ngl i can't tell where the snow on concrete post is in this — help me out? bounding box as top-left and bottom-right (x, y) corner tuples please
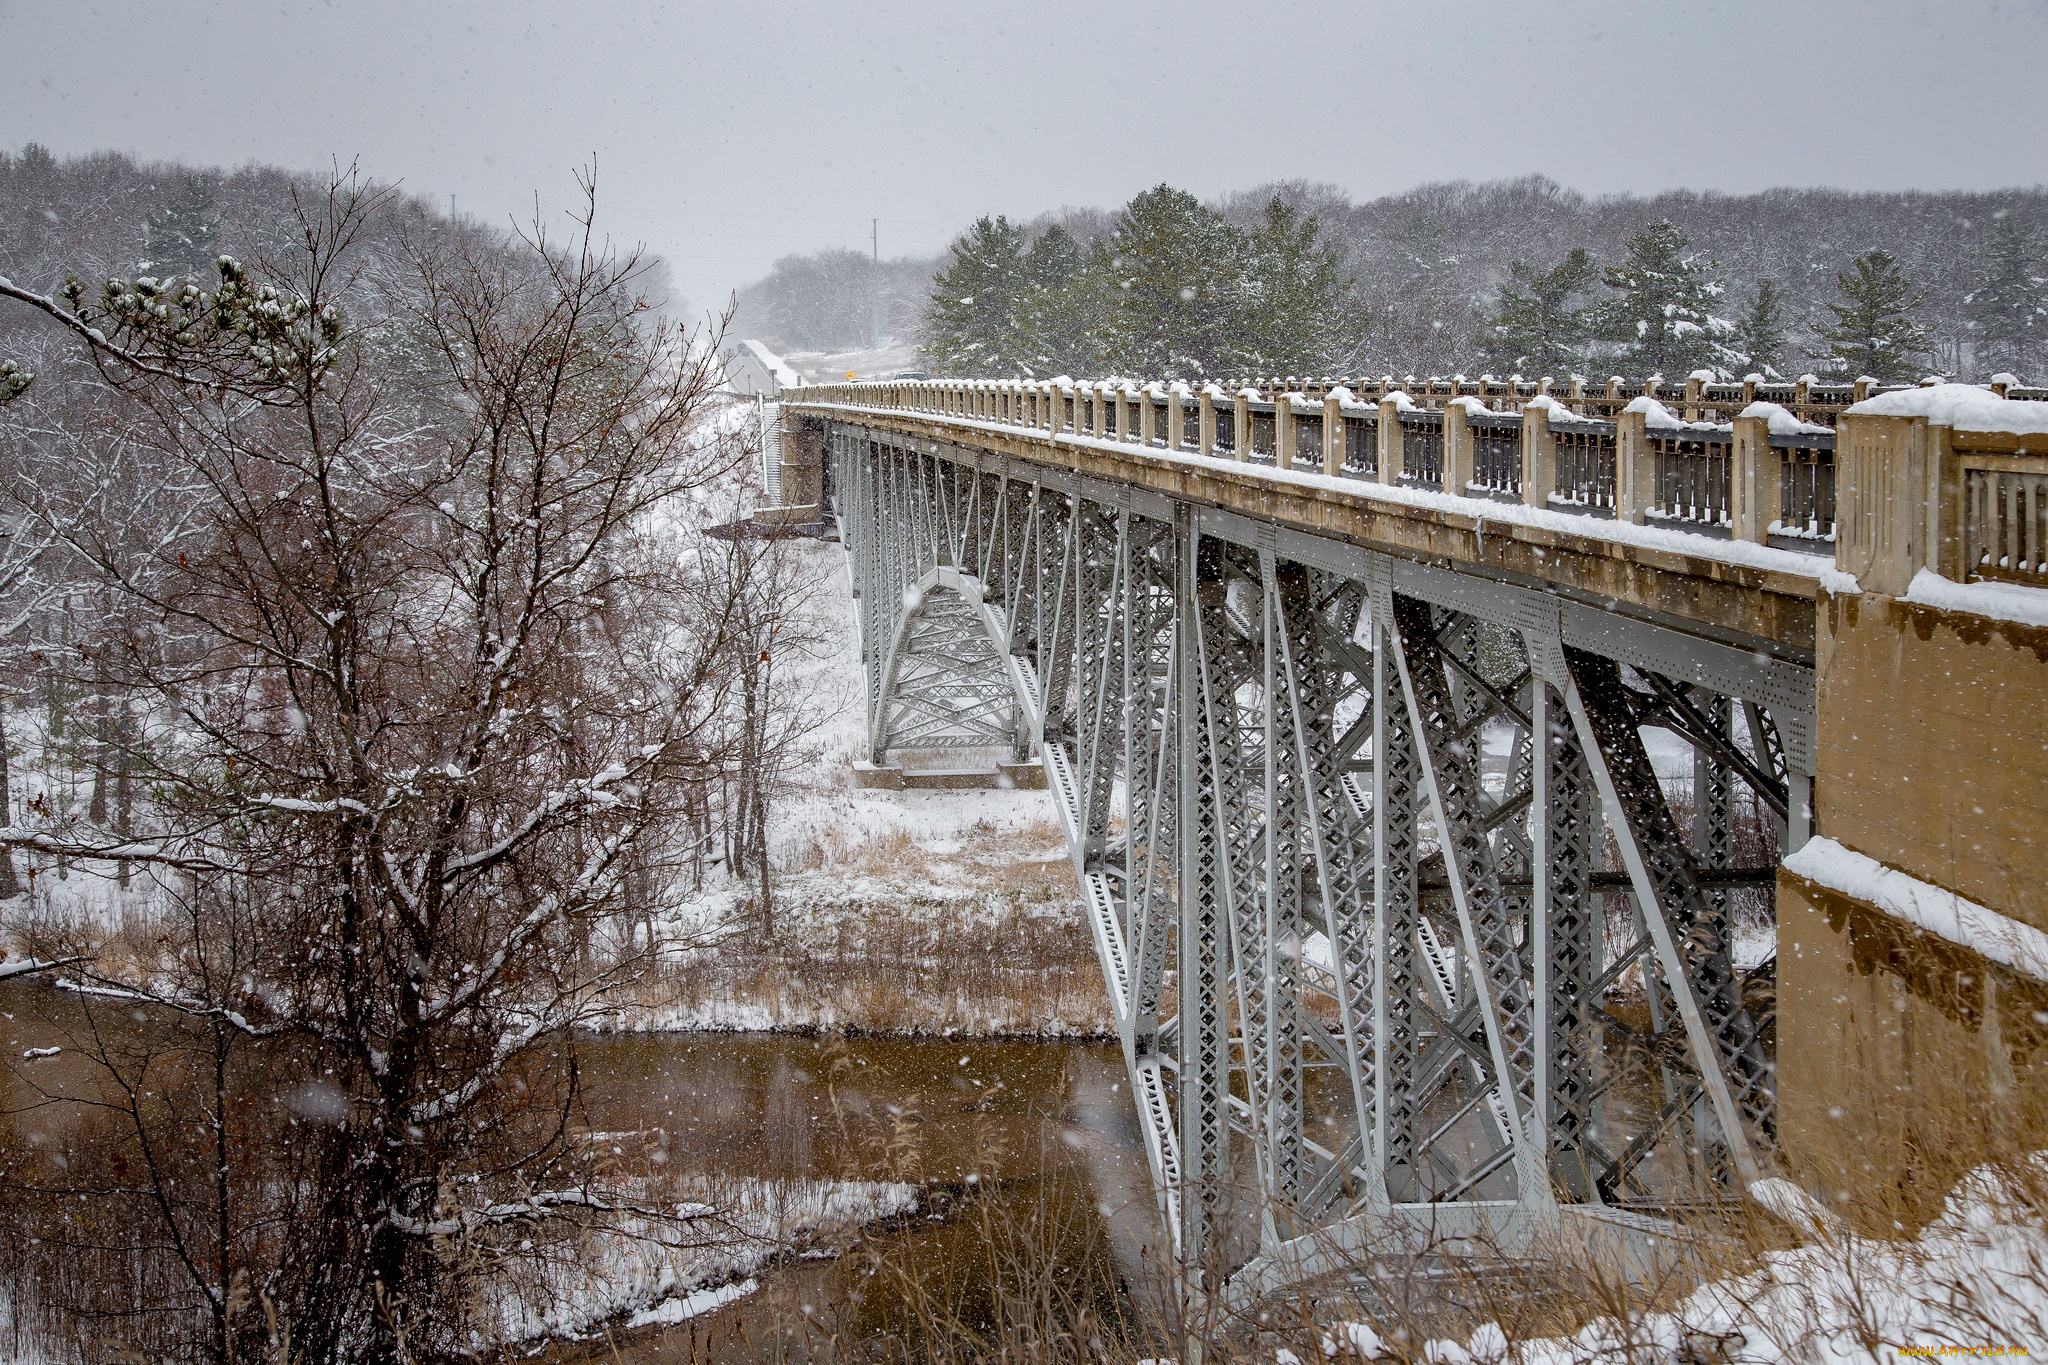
(1138, 384), (1157, 448)
(1233, 389), (1251, 463)
(1276, 390), (1296, 470)
(1377, 397), (1403, 485)
(1521, 401), (1554, 509)
(1091, 383), (1108, 439)
(1444, 398), (1475, 495)
(1685, 371), (1706, 423)
(1051, 380), (1069, 434)
(1323, 393), (1343, 476)
(1731, 412), (1774, 544)
(1616, 406), (1653, 524)
(1167, 384), (1187, 453)
(1835, 411), (1939, 596)
(1198, 387), (1217, 457)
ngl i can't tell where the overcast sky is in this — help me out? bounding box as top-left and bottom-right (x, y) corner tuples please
(5, 0), (2046, 318)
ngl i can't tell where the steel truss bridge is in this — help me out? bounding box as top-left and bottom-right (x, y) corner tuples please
(793, 385), (1823, 1298)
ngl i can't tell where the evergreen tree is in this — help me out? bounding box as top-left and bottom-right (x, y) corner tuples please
(922, 215), (1031, 375)
(1233, 197), (1367, 377)
(141, 174), (220, 280)
(1818, 249), (1930, 382)
(1593, 220), (1738, 376)
(1088, 185), (1243, 380)
(1968, 217), (2046, 380)
(1729, 278), (1788, 378)
(1018, 224), (1094, 377)
(1478, 246), (1596, 377)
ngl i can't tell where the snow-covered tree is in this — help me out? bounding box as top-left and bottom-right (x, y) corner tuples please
(1233, 196), (1368, 377)
(1817, 249), (1930, 382)
(1593, 220), (1739, 377)
(1478, 246), (1597, 377)
(140, 174), (220, 280)
(1088, 185), (1245, 380)
(1018, 223), (1093, 377)
(0, 171), (759, 1362)
(1968, 216), (2046, 381)
(922, 215), (1032, 375)
(1729, 278), (1789, 379)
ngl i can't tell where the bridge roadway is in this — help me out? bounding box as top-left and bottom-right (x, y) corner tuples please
(772, 377), (2047, 1305)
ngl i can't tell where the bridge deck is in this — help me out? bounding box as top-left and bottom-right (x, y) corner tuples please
(795, 402), (1824, 663)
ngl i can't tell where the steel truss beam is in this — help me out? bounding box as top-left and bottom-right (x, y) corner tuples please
(829, 423), (1810, 1295)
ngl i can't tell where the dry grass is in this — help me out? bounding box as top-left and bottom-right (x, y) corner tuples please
(621, 817), (1112, 1040)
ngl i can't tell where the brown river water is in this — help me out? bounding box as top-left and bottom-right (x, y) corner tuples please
(0, 979), (1159, 1360)
(558, 1030), (1162, 1359)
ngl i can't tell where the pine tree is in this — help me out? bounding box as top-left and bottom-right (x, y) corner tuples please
(1593, 220), (1738, 377)
(1729, 278), (1788, 379)
(1818, 249), (1930, 382)
(1088, 185), (1243, 380)
(1233, 197), (1367, 377)
(1018, 224), (1094, 377)
(1478, 247), (1596, 378)
(922, 215), (1031, 375)
(1968, 217), (2046, 381)
(141, 174), (220, 281)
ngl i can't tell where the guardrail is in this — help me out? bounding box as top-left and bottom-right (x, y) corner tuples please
(793, 378), (2048, 589)
(1961, 443), (2047, 586)
(799, 376), (1846, 555)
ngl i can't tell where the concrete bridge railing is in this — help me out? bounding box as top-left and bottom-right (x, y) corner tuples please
(792, 375), (2046, 592)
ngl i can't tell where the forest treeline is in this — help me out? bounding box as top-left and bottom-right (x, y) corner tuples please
(734, 175), (2048, 384)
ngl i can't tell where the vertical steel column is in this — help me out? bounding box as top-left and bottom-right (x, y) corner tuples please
(1383, 594), (1553, 1208)
(1530, 679), (1598, 1198)
(1694, 693), (1735, 960)
(1178, 518), (1232, 1279)
(1256, 553), (1308, 1227)
(1272, 568), (1389, 1214)
(1371, 596), (1423, 1202)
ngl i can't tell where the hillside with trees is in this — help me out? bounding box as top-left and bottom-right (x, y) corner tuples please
(734, 175), (2048, 383)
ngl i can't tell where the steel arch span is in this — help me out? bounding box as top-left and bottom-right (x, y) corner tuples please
(831, 420), (1809, 1297)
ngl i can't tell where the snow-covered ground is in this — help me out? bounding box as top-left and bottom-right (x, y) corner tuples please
(493, 1171), (919, 1345)
(1330, 1162), (2048, 1364)
(602, 535), (1110, 1037)
(778, 343), (927, 385)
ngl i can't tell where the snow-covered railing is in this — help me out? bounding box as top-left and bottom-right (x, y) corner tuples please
(1140, 370), (2005, 428)
(1835, 384), (2048, 594)
(789, 377), (2048, 571)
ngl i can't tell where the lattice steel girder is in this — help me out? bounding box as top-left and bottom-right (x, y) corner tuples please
(827, 421), (1810, 1293)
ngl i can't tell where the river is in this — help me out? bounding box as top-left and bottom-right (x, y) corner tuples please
(555, 1031), (1160, 1359)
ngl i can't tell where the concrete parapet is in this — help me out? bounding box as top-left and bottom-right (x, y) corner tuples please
(1376, 397), (1402, 485)
(1814, 586), (2048, 933)
(1731, 413), (1772, 544)
(1780, 578), (2048, 1210)
(1615, 407), (1652, 524)
(1777, 864), (2048, 1216)
(1520, 403), (1554, 509)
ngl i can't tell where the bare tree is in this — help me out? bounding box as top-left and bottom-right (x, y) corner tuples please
(0, 168), (758, 1361)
